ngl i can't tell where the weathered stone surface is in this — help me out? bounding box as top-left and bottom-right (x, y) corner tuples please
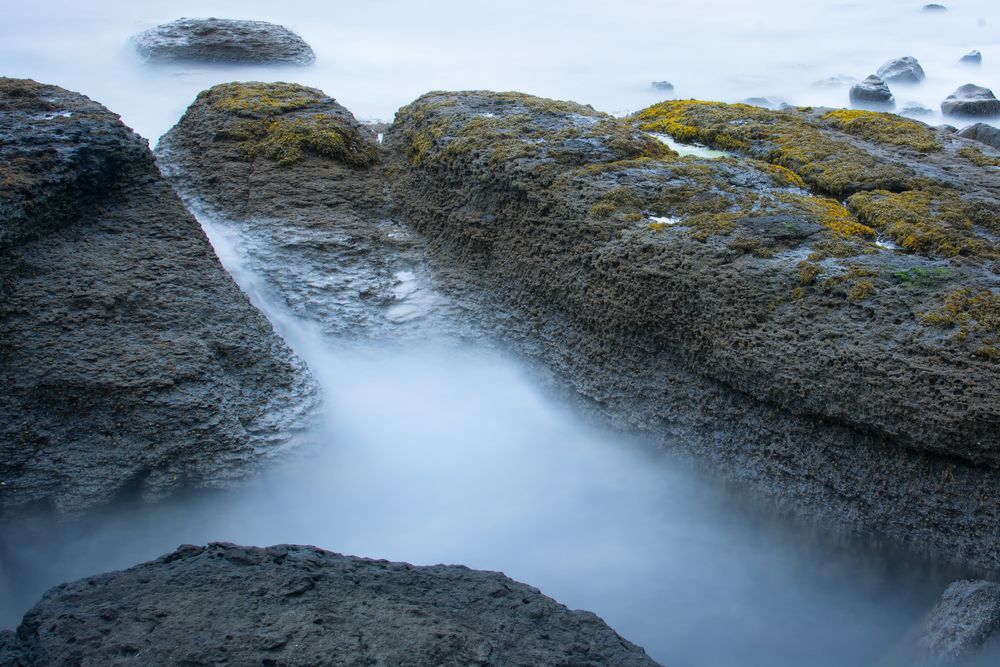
(0, 543), (659, 666)
(958, 122), (1000, 150)
(960, 50), (983, 66)
(941, 84), (1000, 118)
(155, 82), (457, 340)
(133, 18), (315, 65)
(0, 78), (317, 519)
(915, 580), (1000, 666)
(850, 75), (895, 108)
(382, 91), (1000, 571)
(877, 56), (926, 84)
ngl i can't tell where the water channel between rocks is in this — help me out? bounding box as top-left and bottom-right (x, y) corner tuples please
(1, 205), (964, 667)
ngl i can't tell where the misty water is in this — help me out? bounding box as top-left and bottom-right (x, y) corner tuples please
(2, 0), (997, 665)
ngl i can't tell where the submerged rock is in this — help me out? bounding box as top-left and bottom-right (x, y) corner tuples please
(742, 96), (794, 110)
(923, 3), (947, 10)
(651, 81), (674, 92)
(0, 78), (317, 518)
(958, 122), (1000, 150)
(960, 50), (983, 66)
(915, 580), (1000, 665)
(901, 102), (934, 116)
(0, 543), (659, 666)
(877, 56), (926, 84)
(811, 74), (857, 89)
(383, 91), (1000, 572)
(850, 75), (895, 108)
(941, 84), (1000, 118)
(133, 17), (315, 65)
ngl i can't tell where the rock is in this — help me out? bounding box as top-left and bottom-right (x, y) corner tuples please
(133, 17), (315, 65)
(958, 122), (1000, 150)
(915, 580), (1000, 665)
(155, 82), (459, 340)
(384, 91), (1000, 572)
(923, 3), (947, 10)
(960, 50), (983, 65)
(811, 74), (857, 89)
(0, 543), (660, 666)
(0, 78), (318, 519)
(901, 102), (934, 116)
(877, 56), (926, 84)
(651, 81), (674, 91)
(850, 74), (895, 108)
(742, 96), (794, 110)
(941, 84), (1000, 118)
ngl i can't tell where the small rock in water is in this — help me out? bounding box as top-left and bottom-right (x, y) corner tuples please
(915, 580), (1000, 666)
(901, 102), (934, 116)
(960, 50), (983, 66)
(651, 81), (674, 92)
(877, 56), (926, 84)
(922, 3), (947, 10)
(850, 75), (895, 109)
(811, 74), (856, 89)
(742, 96), (794, 110)
(133, 17), (315, 65)
(941, 84), (1000, 118)
(958, 122), (1000, 150)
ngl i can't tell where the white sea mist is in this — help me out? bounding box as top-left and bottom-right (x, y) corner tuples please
(1, 1), (995, 664)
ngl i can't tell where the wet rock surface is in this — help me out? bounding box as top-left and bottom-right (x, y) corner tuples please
(941, 84), (1000, 118)
(958, 122), (1000, 149)
(382, 92), (1000, 571)
(877, 56), (926, 84)
(133, 18), (315, 65)
(0, 543), (659, 666)
(914, 580), (1000, 666)
(850, 74), (895, 108)
(156, 82), (462, 340)
(0, 78), (317, 519)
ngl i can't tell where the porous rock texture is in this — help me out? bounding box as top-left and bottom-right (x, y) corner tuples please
(156, 82), (459, 340)
(382, 92), (1000, 571)
(0, 543), (659, 666)
(0, 78), (317, 519)
(134, 18), (315, 65)
(914, 580), (1000, 666)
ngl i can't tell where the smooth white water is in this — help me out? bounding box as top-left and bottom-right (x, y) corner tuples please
(1, 0), (997, 144)
(1, 1), (993, 664)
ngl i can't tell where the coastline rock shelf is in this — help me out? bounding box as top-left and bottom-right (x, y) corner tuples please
(0, 78), (318, 519)
(380, 92), (1000, 571)
(0, 543), (658, 666)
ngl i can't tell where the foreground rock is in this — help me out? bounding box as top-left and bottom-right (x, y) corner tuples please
(133, 18), (315, 65)
(384, 92), (1000, 571)
(914, 580), (1000, 665)
(941, 84), (1000, 118)
(0, 543), (659, 666)
(877, 56), (926, 84)
(157, 82), (461, 340)
(958, 122), (1000, 150)
(0, 79), (317, 518)
(850, 75), (894, 108)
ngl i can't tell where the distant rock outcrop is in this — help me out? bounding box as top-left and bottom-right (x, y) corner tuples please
(0, 543), (660, 666)
(877, 56), (926, 84)
(850, 75), (895, 108)
(0, 78), (317, 519)
(133, 18), (315, 65)
(960, 50), (983, 66)
(941, 84), (1000, 117)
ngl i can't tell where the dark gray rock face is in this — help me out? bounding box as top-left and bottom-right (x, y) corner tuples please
(850, 75), (895, 108)
(651, 81), (674, 91)
(0, 543), (659, 666)
(0, 78), (317, 519)
(877, 56), (926, 84)
(958, 122), (1000, 149)
(915, 580), (1000, 666)
(901, 102), (934, 116)
(155, 82), (461, 341)
(941, 84), (1000, 118)
(133, 17), (315, 65)
(383, 91), (1000, 572)
(960, 50), (982, 66)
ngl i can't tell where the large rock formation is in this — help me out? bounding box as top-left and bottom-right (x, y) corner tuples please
(0, 78), (317, 518)
(382, 92), (1000, 571)
(133, 18), (315, 65)
(156, 82), (460, 339)
(0, 543), (659, 666)
(941, 85), (1000, 118)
